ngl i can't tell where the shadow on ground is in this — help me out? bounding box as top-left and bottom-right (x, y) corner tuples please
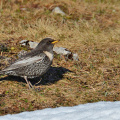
(0, 67), (71, 86)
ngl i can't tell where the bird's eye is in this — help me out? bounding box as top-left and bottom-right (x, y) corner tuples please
(47, 41), (51, 44)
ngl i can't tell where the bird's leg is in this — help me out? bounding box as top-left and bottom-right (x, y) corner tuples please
(34, 78), (42, 86)
(24, 76), (32, 89)
(28, 81), (34, 88)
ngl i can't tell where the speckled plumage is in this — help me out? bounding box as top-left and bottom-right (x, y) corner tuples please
(0, 38), (58, 88)
(2, 54), (51, 78)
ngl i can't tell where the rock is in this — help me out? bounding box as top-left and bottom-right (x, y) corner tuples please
(20, 8), (27, 11)
(73, 53), (79, 61)
(19, 40), (79, 61)
(29, 41), (38, 49)
(53, 47), (71, 55)
(53, 47), (79, 61)
(19, 40), (29, 46)
(20, 40), (38, 49)
(52, 7), (66, 16)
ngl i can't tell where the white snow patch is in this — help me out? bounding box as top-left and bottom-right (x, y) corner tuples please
(0, 101), (120, 120)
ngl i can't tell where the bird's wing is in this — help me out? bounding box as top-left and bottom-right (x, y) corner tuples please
(3, 54), (45, 71)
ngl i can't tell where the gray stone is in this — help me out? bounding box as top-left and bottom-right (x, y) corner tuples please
(20, 40), (38, 49)
(73, 53), (79, 61)
(19, 40), (29, 46)
(20, 8), (27, 11)
(29, 41), (38, 49)
(52, 7), (66, 16)
(53, 47), (71, 55)
(19, 40), (79, 61)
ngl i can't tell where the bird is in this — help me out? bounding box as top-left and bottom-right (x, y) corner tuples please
(0, 38), (59, 88)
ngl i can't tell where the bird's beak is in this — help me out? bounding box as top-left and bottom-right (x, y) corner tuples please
(51, 40), (59, 44)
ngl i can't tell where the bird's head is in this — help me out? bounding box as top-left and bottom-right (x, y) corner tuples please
(35, 38), (59, 52)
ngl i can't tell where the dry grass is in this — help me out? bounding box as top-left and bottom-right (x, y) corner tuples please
(0, 0), (120, 115)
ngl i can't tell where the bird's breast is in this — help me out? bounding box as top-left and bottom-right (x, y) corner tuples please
(43, 51), (53, 61)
